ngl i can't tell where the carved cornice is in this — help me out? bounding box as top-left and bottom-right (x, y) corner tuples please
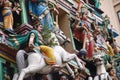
(0, 43), (17, 59)
(15, 23), (33, 35)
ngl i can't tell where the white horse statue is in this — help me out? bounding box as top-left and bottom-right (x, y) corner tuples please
(93, 53), (112, 80)
(12, 45), (83, 80)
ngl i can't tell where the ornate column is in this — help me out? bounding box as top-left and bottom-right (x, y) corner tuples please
(19, 0), (27, 23)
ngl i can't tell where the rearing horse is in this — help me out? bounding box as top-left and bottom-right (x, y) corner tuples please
(13, 45), (83, 80)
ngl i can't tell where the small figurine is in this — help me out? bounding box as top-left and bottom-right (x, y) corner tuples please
(60, 74), (68, 80)
(12, 0), (21, 27)
(107, 67), (118, 80)
(12, 1), (21, 15)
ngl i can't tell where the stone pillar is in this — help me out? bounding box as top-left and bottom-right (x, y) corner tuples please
(20, 0), (27, 24)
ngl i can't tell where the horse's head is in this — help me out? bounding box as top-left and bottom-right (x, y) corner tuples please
(53, 22), (71, 46)
(93, 53), (104, 66)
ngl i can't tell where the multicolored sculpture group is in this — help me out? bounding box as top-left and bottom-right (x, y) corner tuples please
(0, 0), (120, 80)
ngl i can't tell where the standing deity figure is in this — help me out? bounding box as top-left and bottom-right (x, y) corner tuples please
(2, 0), (13, 31)
(28, 0), (54, 30)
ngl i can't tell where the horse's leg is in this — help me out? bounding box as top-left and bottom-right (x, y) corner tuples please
(16, 50), (27, 72)
(56, 46), (83, 69)
(73, 54), (83, 70)
(12, 73), (19, 80)
(63, 54), (83, 70)
(18, 66), (41, 80)
(65, 63), (75, 78)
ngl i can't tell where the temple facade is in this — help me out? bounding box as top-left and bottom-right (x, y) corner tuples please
(0, 0), (120, 80)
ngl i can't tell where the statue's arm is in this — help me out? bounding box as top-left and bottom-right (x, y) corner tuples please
(38, 33), (44, 44)
(28, 33), (35, 49)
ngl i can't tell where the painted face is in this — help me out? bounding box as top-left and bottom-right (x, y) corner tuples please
(60, 76), (67, 80)
(82, 12), (88, 20)
(37, 25), (43, 32)
(109, 69), (116, 76)
(4, 1), (12, 7)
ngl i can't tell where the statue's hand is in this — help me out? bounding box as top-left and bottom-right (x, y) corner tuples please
(29, 43), (35, 50)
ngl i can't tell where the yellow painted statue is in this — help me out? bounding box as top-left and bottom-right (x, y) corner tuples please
(2, 0), (13, 31)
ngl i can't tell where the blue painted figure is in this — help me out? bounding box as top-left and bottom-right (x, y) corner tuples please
(28, 0), (54, 30)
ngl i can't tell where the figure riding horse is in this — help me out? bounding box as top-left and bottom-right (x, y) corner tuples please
(10, 24), (84, 80)
(12, 45), (83, 80)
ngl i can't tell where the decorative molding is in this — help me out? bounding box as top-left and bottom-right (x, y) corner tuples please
(57, 0), (71, 12)
(15, 23), (33, 35)
(0, 43), (17, 58)
(0, 53), (16, 63)
(66, 0), (74, 5)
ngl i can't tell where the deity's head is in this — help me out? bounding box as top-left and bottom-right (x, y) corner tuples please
(3, 0), (12, 7)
